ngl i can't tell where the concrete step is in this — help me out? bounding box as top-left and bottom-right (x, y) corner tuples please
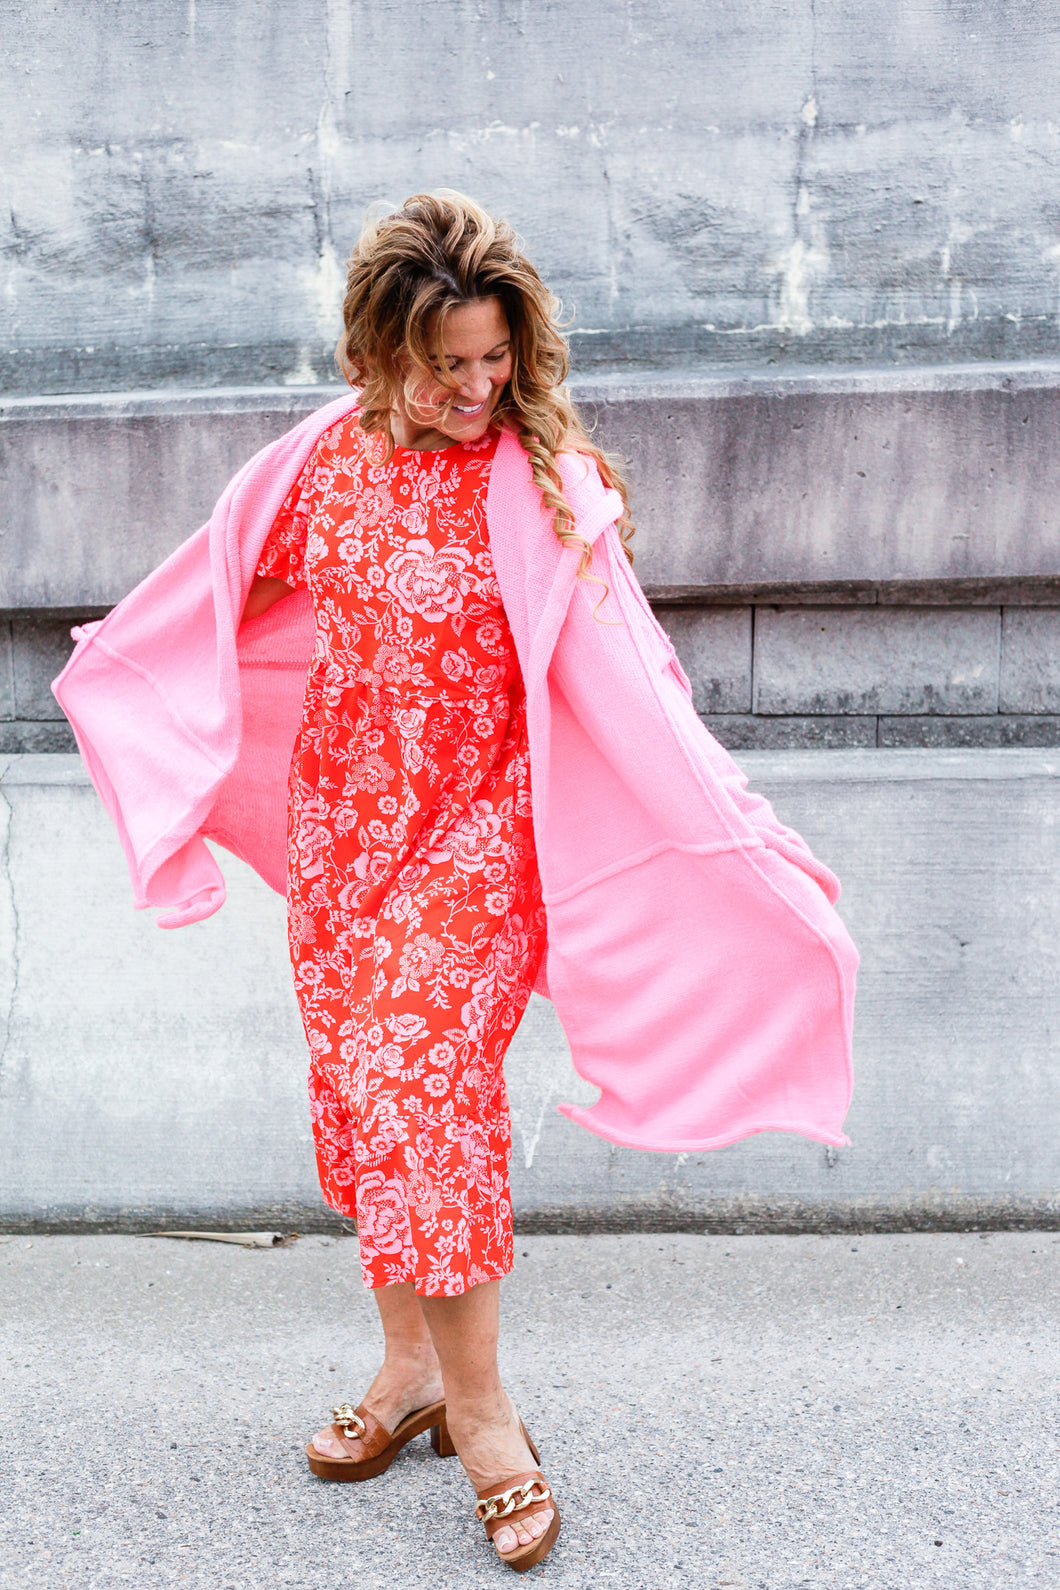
(2, 748), (1058, 1232)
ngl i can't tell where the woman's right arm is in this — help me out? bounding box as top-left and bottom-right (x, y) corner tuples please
(242, 575), (296, 623)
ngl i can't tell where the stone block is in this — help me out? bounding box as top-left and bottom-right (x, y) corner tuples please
(754, 607), (1000, 716)
(11, 614), (78, 720)
(0, 392), (323, 609)
(879, 715), (1060, 748)
(4, 1), (1060, 396)
(589, 369), (1060, 595)
(1000, 608), (1060, 714)
(704, 715), (877, 751)
(0, 621), (12, 720)
(654, 606), (751, 713)
(0, 722), (77, 753)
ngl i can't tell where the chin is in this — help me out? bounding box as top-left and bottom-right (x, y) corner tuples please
(444, 410), (495, 441)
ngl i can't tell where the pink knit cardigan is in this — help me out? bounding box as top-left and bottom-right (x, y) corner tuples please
(54, 394), (858, 1152)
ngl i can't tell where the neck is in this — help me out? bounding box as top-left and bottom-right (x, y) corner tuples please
(389, 410), (458, 451)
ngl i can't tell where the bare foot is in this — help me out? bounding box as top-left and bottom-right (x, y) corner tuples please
(448, 1393), (556, 1561)
(309, 1349), (444, 1462)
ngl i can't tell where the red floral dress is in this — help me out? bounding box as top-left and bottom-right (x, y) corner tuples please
(257, 415), (546, 1297)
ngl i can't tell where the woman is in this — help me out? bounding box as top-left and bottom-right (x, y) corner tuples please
(246, 194), (588, 1569)
(54, 190), (857, 1575)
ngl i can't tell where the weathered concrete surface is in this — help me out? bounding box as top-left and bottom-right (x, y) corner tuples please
(703, 714), (880, 751)
(4, 1), (1060, 393)
(1, 1232), (1057, 1589)
(0, 624), (13, 720)
(5, 366), (1060, 609)
(753, 607), (1001, 717)
(664, 606), (752, 714)
(1000, 608), (1060, 714)
(877, 715), (1060, 750)
(2, 749), (1059, 1232)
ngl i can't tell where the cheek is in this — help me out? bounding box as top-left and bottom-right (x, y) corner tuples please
(491, 359), (513, 386)
(409, 380), (447, 413)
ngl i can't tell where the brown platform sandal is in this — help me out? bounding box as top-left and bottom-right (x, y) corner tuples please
(305, 1398), (455, 1481)
(474, 1424), (561, 1573)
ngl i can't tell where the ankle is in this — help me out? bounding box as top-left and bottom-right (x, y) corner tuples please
(379, 1343), (442, 1383)
(444, 1387), (517, 1439)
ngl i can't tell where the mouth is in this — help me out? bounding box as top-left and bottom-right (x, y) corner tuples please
(451, 398), (488, 417)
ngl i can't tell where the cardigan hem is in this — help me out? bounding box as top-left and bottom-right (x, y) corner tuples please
(557, 1102), (852, 1153)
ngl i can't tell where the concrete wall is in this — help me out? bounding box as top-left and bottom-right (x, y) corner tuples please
(5, 4), (1060, 1234)
(3, 750), (1058, 1233)
(4, 2), (1060, 394)
(8, 366), (1060, 609)
(5, 366), (1060, 752)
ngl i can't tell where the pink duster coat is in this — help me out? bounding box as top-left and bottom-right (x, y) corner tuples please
(54, 393), (858, 1153)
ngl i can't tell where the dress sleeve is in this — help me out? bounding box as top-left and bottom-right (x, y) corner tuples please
(255, 456), (316, 590)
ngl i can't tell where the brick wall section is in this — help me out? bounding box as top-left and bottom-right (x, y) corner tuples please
(7, 600), (1060, 754)
(668, 603), (1060, 749)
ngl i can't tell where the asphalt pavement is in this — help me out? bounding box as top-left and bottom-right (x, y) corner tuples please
(1, 1232), (1057, 1589)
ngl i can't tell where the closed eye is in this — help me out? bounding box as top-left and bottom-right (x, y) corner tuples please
(431, 341), (511, 372)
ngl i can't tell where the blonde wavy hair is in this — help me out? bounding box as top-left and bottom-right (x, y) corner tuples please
(335, 189), (634, 574)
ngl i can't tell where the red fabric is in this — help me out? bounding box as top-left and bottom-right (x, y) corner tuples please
(256, 419), (544, 1294)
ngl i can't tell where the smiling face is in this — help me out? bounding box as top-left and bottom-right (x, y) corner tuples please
(389, 296), (513, 451)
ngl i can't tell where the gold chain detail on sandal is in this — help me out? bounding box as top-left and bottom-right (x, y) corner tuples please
(475, 1480), (552, 1523)
(331, 1403), (367, 1440)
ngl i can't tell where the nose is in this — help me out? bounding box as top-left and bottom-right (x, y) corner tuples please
(457, 368), (493, 403)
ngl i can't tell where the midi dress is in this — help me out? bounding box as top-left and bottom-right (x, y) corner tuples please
(256, 414), (546, 1297)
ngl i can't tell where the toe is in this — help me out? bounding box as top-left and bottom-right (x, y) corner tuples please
(513, 1508), (552, 1545)
(311, 1428), (351, 1460)
(529, 1507), (553, 1539)
(493, 1525), (518, 1556)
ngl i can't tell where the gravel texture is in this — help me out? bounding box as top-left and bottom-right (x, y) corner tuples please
(0, 1232), (1057, 1589)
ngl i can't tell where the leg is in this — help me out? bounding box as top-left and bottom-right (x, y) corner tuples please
(420, 1280), (555, 1561)
(310, 1280), (444, 1460)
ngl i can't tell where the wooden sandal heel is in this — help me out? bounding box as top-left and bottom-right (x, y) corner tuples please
(430, 1412), (456, 1457)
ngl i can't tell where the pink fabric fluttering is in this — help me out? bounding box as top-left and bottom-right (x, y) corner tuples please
(55, 403), (858, 1153)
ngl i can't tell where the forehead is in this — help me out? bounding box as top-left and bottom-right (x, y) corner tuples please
(434, 296), (509, 356)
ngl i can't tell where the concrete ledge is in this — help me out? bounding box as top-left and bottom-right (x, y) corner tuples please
(2, 749), (1059, 1232)
(4, 362), (1060, 607)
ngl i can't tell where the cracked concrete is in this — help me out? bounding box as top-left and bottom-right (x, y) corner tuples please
(2, 749), (1059, 1232)
(0, 765), (19, 1096)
